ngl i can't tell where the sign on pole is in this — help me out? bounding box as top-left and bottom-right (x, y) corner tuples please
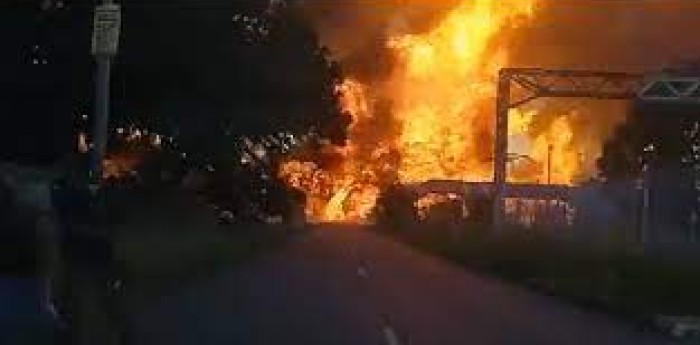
(91, 3), (121, 56)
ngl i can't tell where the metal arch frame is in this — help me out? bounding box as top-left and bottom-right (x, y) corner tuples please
(637, 76), (700, 103)
(492, 68), (700, 229)
(505, 68), (644, 107)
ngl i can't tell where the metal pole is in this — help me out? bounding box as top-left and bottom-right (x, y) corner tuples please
(546, 144), (553, 230)
(493, 70), (510, 230)
(547, 144), (553, 185)
(641, 166), (650, 244)
(90, 0), (116, 185)
(91, 55), (111, 183)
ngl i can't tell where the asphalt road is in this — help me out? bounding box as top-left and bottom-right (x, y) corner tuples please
(132, 225), (674, 345)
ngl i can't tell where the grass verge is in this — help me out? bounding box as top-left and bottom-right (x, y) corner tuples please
(116, 225), (289, 299)
(383, 224), (700, 320)
(109, 188), (294, 304)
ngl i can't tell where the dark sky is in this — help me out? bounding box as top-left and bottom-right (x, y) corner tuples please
(0, 0), (342, 167)
(0, 1), (92, 166)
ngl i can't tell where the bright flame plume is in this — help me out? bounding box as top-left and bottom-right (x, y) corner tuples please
(280, 0), (585, 222)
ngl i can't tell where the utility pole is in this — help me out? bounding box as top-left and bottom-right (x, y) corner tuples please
(641, 165), (650, 245)
(90, 0), (121, 186)
(639, 145), (655, 246)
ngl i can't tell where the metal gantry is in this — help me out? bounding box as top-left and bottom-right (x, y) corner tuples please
(637, 76), (700, 103)
(492, 68), (700, 229)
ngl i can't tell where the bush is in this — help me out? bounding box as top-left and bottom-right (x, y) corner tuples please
(374, 184), (417, 232)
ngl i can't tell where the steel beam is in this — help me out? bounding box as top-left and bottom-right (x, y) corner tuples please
(637, 75), (700, 103)
(493, 69), (512, 230)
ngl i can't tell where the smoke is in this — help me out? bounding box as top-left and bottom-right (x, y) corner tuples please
(510, 1), (700, 71)
(302, 1), (700, 72)
(298, 0), (461, 80)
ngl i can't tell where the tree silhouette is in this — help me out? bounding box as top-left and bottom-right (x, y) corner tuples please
(115, 0), (349, 166)
(0, 0), (349, 171)
(0, 0), (91, 167)
(597, 64), (700, 234)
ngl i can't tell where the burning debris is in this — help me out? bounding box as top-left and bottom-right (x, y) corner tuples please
(414, 193), (462, 220)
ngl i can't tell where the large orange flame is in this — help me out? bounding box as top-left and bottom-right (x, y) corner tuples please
(280, 0), (586, 222)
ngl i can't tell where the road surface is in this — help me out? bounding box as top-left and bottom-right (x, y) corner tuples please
(132, 225), (673, 345)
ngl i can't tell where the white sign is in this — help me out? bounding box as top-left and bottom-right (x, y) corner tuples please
(91, 4), (121, 56)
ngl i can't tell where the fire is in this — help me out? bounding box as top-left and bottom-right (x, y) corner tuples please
(388, 0), (538, 183)
(280, 0), (586, 222)
(415, 193), (462, 220)
(279, 80), (385, 222)
(103, 154), (141, 179)
(530, 114), (580, 184)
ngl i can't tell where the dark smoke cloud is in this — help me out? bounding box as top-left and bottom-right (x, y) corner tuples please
(510, 1), (700, 71)
(298, 0), (460, 79)
(300, 0), (700, 75)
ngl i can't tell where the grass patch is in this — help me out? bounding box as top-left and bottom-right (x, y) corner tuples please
(116, 225), (289, 299)
(107, 189), (293, 303)
(388, 224), (700, 318)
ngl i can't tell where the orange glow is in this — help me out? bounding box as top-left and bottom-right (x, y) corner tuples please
(103, 154), (141, 179)
(530, 114), (580, 184)
(414, 193), (461, 220)
(280, 0), (587, 223)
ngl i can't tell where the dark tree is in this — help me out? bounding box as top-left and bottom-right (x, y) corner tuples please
(597, 64), (700, 236)
(599, 62), (700, 181)
(0, 0), (92, 167)
(110, 0), (349, 218)
(114, 0), (349, 166)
